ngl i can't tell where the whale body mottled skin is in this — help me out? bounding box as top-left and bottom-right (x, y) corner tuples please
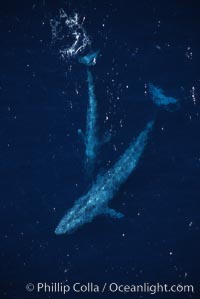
(84, 68), (98, 168)
(55, 120), (154, 235)
(78, 50), (110, 174)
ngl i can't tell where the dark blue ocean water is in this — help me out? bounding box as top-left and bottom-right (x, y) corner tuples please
(1, 1), (200, 298)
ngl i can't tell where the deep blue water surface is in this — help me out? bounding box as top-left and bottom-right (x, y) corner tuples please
(1, 1), (200, 298)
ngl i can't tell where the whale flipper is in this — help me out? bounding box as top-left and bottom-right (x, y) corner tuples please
(101, 130), (112, 145)
(103, 207), (124, 219)
(78, 129), (85, 143)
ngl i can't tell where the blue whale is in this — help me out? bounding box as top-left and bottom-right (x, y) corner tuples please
(78, 51), (110, 174)
(55, 120), (154, 235)
(79, 50), (100, 66)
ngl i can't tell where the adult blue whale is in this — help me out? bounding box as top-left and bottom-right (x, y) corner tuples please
(55, 120), (154, 235)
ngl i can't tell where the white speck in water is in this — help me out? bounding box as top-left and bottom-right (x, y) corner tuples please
(185, 46), (193, 60)
(191, 86), (196, 105)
